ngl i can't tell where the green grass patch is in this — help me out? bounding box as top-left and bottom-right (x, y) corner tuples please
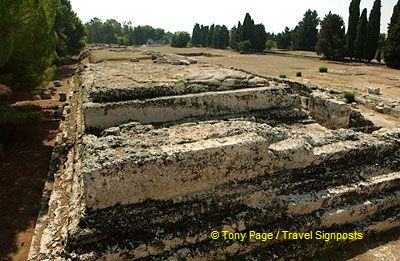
(343, 91), (356, 103)
(279, 74), (287, 79)
(319, 67), (328, 73)
(0, 107), (41, 126)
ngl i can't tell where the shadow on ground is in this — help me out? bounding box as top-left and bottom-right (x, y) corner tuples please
(0, 122), (58, 260)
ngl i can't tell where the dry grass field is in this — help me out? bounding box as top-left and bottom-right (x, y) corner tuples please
(144, 46), (400, 100)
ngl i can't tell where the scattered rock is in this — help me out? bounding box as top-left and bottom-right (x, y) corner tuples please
(54, 107), (64, 118)
(59, 92), (67, 102)
(375, 106), (384, 113)
(171, 60), (190, 66)
(41, 89), (52, 100)
(101, 127), (121, 137)
(130, 58), (140, 62)
(327, 88), (343, 94)
(368, 87), (380, 95)
(53, 80), (62, 87)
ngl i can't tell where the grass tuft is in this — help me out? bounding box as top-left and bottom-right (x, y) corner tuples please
(344, 91), (356, 103)
(319, 67), (328, 73)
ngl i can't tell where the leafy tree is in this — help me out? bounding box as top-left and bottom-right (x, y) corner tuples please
(346, 0), (361, 58)
(354, 8), (368, 60)
(266, 39), (277, 50)
(54, 0), (86, 57)
(171, 31), (191, 48)
(316, 12), (346, 61)
(86, 19), (165, 46)
(292, 10), (320, 51)
(276, 27), (293, 49)
(86, 18), (104, 43)
(384, 0), (400, 68)
(366, 0), (381, 61)
(238, 40), (251, 53)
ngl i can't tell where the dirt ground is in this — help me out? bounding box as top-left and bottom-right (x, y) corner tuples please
(144, 46), (400, 101)
(0, 122), (58, 261)
(0, 68), (72, 261)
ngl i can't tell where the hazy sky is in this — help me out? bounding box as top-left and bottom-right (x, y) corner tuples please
(70, 0), (397, 34)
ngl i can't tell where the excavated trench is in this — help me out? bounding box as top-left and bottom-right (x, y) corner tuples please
(28, 51), (400, 260)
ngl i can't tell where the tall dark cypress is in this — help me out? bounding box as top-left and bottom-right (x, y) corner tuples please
(192, 23), (201, 46)
(365, 0), (381, 61)
(354, 8), (368, 60)
(346, 0), (361, 58)
(384, 0), (400, 68)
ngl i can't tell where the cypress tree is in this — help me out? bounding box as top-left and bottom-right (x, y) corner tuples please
(365, 0), (381, 61)
(384, 0), (400, 68)
(346, 0), (361, 58)
(252, 24), (267, 51)
(229, 26), (238, 50)
(242, 13), (255, 43)
(208, 24), (215, 47)
(192, 23), (201, 46)
(354, 8), (368, 60)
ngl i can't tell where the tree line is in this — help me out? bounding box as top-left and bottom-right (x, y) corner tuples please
(189, 0), (400, 68)
(0, 0), (87, 90)
(192, 24), (230, 49)
(85, 18), (172, 46)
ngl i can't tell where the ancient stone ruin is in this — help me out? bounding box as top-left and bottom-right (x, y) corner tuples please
(29, 50), (400, 260)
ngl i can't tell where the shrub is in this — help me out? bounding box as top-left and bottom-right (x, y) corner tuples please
(344, 91), (356, 103)
(0, 107), (41, 126)
(296, 71), (302, 77)
(319, 67), (328, 73)
(279, 74), (287, 79)
(171, 32), (191, 48)
(266, 39), (277, 50)
(238, 40), (251, 54)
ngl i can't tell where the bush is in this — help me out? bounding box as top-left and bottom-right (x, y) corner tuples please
(0, 107), (41, 126)
(171, 32), (191, 48)
(238, 40), (252, 54)
(279, 74), (287, 79)
(319, 67), (328, 73)
(344, 91), (356, 103)
(296, 71), (302, 77)
(266, 39), (277, 50)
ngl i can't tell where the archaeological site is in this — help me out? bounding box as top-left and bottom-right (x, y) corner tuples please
(27, 48), (400, 260)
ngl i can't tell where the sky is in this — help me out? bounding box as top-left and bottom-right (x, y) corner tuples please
(70, 0), (398, 34)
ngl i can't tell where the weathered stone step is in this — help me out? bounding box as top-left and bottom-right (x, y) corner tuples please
(83, 86), (301, 129)
(68, 192), (400, 260)
(81, 121), (400, 210)
(285, 171), (400, 215)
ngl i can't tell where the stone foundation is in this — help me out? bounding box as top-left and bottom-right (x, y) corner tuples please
(28, 49), (400, 260)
